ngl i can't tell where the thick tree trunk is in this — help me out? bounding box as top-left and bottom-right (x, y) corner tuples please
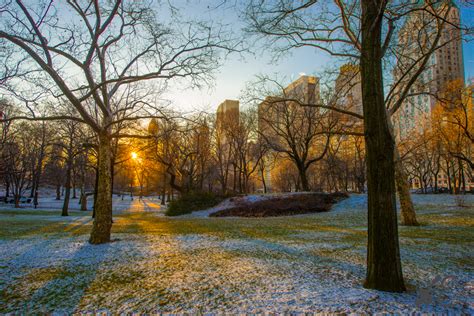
(89, 132), (113, 244)
(361, 0), (405, 292)
(298, 164), (310, 191)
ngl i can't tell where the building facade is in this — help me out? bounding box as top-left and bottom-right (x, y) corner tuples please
(393, 1), (464, 139)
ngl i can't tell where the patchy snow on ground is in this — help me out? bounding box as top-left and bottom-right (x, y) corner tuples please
(0, 194), (472, 314)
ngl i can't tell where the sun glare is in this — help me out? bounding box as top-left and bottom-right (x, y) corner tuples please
(131, 152), (138, 159)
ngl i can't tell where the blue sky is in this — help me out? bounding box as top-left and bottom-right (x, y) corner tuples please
(164, 1), (474, 113)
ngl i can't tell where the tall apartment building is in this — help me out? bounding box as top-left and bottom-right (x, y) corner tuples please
(216, 99), (239, 142)
(334, 63), (363, 118)
(393, 1), (464, 139)
(284, 75), (320, 104)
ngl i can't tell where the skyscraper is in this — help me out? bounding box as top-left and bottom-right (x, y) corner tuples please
(393, 1), (464, 139)
(216, 99), (239, 144)
(334, 63), (363, 117)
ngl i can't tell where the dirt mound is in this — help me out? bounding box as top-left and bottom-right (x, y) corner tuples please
(209, 192), (349, 217)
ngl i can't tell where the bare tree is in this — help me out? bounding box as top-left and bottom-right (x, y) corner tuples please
(1, 122), (34, 207)
(227, 107), (267, 194)
(244, 0), (472, 291)
(258, 93), (333, 191)
(245, 0), (474, 226)
(55, 118), (86, 216)
(0, 1), (237, 243)
(0, 99), (15, 196)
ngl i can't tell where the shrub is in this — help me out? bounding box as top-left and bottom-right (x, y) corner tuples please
(165, 191), (222, 216)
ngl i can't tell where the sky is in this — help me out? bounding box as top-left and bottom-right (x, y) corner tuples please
(163, 1), (474, 113)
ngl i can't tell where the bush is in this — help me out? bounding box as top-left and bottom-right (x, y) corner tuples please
(165, 191), (222, 216)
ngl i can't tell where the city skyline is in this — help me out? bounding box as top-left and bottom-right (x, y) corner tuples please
(163, 1), (474, 113)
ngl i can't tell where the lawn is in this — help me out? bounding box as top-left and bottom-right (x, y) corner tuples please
(0, 195), (472, 314)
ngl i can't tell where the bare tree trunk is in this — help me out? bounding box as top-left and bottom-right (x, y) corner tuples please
(72, 177), (77, 199)
(80, 193), (88, 211)
(361, 0), (405, 292)
(55, 185), (61, 200)
(387, 112), (418, 226)
(92, 165), (98, 218)
(446, 159), (452, 193)
(161, 172), (166, 205)
(89, 132), (113, 244)
(394, 148), (419, 226)
(61, 158), (72, 216)
(298, 164), (310, 191)
(5, 181), (10, 197)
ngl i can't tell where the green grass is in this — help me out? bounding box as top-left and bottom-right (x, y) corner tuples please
(0, 200), (473, 313)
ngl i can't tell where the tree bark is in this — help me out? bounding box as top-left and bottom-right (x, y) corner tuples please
(161, 171), (166, 205)
(386, 116), (418, 226)
(392, 146), (419, 226)
(361, 0), (405, 292)
(92, 164), (99, 218)
(55, 185), (61, 200)
(61, 158), (72, 216)
(89, 132), (113, 244)
(299, 166), (310, 191)
(394, 150), (419, 226)
(5, 181), (10, 197)
(80, 193), (88, 211)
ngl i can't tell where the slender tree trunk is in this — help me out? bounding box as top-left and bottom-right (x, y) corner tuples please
(14, 194), (19, 208)
(80, 193), (88, 211)
(387, 117), (418, 226)
(30, 171), (36, 198)
(5, 181), (10, 197)
(61, 158), (72, 216)
(459, 160), (465, 193)
(72, 178), (77, 199)
(446, 159), (452, 193)
(55, 185), (61, 200)
(394, 148), (419, 226)
(261, 167), (267, 193)
(89, 132), (113, 244)
(161, 172), (166, 205)
(361, 0), (405, 292)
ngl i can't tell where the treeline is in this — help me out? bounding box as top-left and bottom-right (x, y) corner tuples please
(400, 80), (473, 194)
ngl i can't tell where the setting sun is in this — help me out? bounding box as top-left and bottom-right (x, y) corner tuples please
(131, 152), (138, 159)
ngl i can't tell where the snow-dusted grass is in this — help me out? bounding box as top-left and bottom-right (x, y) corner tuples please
(0, 194), (473, 314)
